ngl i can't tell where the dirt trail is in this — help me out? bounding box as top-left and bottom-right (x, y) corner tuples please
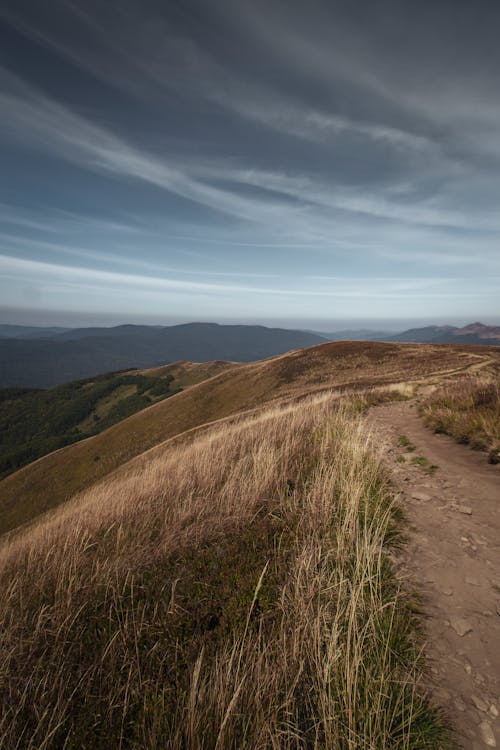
(369, 399), (500, 748)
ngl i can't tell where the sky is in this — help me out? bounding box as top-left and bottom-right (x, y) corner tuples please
(0, 0), (499, 331)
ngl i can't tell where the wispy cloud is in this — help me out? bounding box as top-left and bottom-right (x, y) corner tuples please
(207, 79), (439, 157)
(1, 1), (498, 324)
(183, 161), (500, 232)
(0, 254), (490, 301)
(0, 233), (283, 279)
(0, 3), (446, 159)
(0, 69), (294, 226)
(0, 202), (142, 235)
(2, 56), (499, 246)
(2, 65), (482, 249)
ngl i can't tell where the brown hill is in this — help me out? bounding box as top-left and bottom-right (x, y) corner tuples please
(0, 383), (454, 748)
(1, 339), (500, 748)
(453, 321), (500, 340)
(0, 340), (495, 537)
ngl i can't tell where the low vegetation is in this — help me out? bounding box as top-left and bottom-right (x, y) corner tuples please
(421, 375), (500, 463)
(398, 435), (417, 452)
(410, 455), (439, 475)
(0, 341), (483, 538)
(0, 370), (181, 480)
(0, 393), (452, 748)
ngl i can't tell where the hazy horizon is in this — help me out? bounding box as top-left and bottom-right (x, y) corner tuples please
(1, 1), (499, 325)
(2, 309), (500, 334)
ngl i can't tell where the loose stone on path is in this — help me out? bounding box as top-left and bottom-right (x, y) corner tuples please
(471, 695), (488, 712)
(412, 491), (432, 502)
(449, 616), (474, 637)
(451, 502), (473, 515)
(478, 720), (496, 747)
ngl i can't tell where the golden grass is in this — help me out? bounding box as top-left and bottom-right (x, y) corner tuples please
(139, 359), (237, 384)
(421, 373), (500, 463)
(0, 393), (452, 748)
(0, 341), (486, 537)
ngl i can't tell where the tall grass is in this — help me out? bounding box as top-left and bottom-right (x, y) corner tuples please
(422, 375), (500, 463)
(0, 393), (451, 748)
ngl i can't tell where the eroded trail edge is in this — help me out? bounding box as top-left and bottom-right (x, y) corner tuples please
(370, 400), (500, 749)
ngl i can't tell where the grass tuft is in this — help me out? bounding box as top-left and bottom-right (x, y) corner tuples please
(410, 456), (439, 475)
(421, 375), (500, 463)
(398, 435), (417, 452)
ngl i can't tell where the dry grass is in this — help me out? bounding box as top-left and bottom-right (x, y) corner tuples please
(0, 341), (486, 537)
(140, 360), (236, 384)
(0, 393), (452, 748)
(348, 383), (416, 413)
(421, 375), (500, 463)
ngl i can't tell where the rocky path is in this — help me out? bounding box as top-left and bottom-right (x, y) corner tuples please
(369, 401), (500, 749)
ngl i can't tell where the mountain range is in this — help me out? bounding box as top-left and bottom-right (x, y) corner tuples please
(385, 321), (500, 344)
(0, 321), (499, 388)
(0, 323), (325, 388)
(311, 322), (500, 344)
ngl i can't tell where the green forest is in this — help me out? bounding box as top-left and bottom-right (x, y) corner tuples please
(0, 370), (181, 479)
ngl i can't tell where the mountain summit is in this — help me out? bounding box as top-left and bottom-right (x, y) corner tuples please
(386, 322), (500, 344)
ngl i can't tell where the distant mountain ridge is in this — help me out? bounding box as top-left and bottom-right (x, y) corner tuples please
(454, 322), (500, 339)
(307, 328), (392, 341)
(385, 322), (500, 344)
(0, 325), (71, 339)
(1, 320), (499, 388)
(0, 322), (326, 388)
(309, 322), (500, 344)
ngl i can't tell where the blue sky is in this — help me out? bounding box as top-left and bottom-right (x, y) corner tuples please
(0, 0), (499, 330)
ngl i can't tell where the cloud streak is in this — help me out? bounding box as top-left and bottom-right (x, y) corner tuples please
(0, 254), (492, 303)
(0, 0), (499, 325)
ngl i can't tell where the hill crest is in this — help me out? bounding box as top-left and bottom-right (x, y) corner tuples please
(1, 339), (498, 537)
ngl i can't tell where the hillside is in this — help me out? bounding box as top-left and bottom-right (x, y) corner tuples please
(0, 325), (71, 339)
(0, 323), (326, 388)
(0, 387), (453, 749)
(387, 321), (500, 345)
(0, 340), (495, 537)
(1, 339), (499, 749)
(0, 360), (232, 480)
(386, 325), (457, 343)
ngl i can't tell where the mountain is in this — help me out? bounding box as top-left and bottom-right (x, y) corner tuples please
(55, 324), (164, 340)
(0, 324), (71, 338)
(3, 320), (499, 389)
(2, 339), (474, 749)
(386, 322), (500, 345)
(0, 323), (326, 388)
(452, 321), (500, 340)
(310, 328), (393, 341)
(385, 325), (458, 343)
(2, 338), (494, 536)
(310, 322), (500, 345)
(1, 338), (498, 748)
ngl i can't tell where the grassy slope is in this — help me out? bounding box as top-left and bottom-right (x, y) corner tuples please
(0, 342), (486, 537)
(0, 361), (235, 535)
(0, 393), (453, 749)
(0, 360), (235, 486)
(421, 354), (500, 462)
(0, 370), (177, 481)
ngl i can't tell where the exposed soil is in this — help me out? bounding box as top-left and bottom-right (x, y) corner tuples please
(370, 400), (500, 749)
